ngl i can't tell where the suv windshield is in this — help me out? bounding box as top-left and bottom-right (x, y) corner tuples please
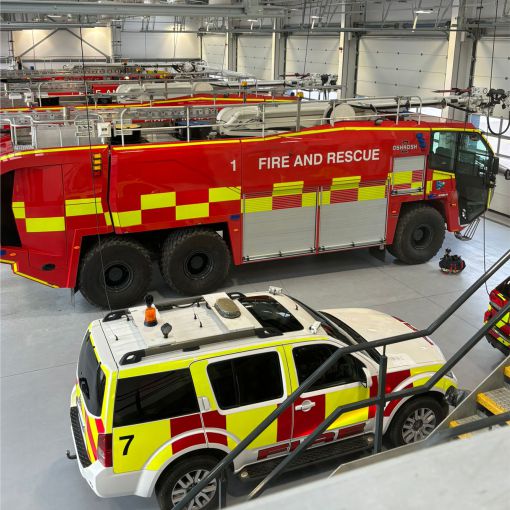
(238, 296), (303, 333)
(77, 332), (106, 416)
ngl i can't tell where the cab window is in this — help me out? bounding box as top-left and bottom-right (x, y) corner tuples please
(457, 132), (491, 176)
(78, 332), (106, 416)
(429, 131), (456, 172)
(113, 369), (199, 427)
(293, 344), (361, 392)
(208, 351), (284, 410)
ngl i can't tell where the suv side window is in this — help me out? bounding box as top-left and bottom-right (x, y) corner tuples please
(293, 344), (361, 392)
(208, 351), (284, 410)
(113, 369), (199, 427)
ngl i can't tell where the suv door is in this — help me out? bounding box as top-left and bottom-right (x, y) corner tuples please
(286, 342), (372, 445)
(192, 347), (293, 468)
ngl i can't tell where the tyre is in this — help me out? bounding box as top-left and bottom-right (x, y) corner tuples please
(156, 456), (220, 510)
(386, 396), (446, 448)
(79, 237), (152, 309)
(160, 229), (231, 295)
(389, 205), (445, 264)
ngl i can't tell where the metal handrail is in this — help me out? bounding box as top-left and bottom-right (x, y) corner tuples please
(174, 249), (510, 510)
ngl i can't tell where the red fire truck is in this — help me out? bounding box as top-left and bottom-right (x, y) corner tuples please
(0, 92), (502, 308)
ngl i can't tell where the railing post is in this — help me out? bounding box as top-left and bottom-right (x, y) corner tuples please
(373, 348), (388, 454)
(218, 471), (227, 508)
(296, 96), (302, 132)
(186, 106), (191, 142)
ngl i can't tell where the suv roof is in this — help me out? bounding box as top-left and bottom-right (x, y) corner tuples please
(95, 291), (325, 370)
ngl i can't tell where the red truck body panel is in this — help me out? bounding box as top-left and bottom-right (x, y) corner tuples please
(0, 118), (478, 291)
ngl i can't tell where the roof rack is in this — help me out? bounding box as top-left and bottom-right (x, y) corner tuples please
(102, 295), (207, 323)
(119, 326), (282, 366)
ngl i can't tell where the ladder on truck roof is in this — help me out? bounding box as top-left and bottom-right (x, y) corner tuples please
(2, 89), (507, 151)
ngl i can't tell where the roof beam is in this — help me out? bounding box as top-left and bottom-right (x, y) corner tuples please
(0, 1), (286, 18)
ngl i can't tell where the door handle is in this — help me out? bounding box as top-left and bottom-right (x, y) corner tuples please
(295, 400), (316, 412)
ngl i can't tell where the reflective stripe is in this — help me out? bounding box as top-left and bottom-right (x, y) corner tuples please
(111, 211), (142, 227)
(65, 197), (103, 217)
(244, 196), (273, 213)
(272, 181), (304, 196)
(209, 187), (241, 203)
(114, 420), (171, 473)
(12, 202), (25, 219)
(141, 192), (176, 210)
(225, 404), (278, 450)
(175, 203), (209, 221)
(358, 185), (386, 201)
(25, 216), (65, 233)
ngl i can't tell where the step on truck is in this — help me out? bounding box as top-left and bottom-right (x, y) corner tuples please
(1, 90), (506, 308)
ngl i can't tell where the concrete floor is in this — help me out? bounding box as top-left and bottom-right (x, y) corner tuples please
(1, 215), (509, 510)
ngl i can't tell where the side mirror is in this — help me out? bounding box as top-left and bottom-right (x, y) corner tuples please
(361, 367), (372, 388)
(505, 168), (510, 181)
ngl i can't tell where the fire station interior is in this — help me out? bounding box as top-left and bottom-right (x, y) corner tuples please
(1, 2), (509, 510)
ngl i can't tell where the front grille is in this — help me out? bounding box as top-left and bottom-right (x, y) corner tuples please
(70, 406), (92, 468)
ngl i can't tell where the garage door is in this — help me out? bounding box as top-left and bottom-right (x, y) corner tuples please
(202, 34), (227, 69)
(357, 37), (448, 97)
(286, 36), (339, 75)
(237, 35), (273, 80)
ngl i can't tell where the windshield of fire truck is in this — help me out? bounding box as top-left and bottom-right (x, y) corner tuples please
(77, 332), (106, 417)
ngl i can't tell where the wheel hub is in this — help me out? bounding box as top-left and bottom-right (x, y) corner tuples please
(411, 224), (432, 249)
(184, 252), (213, 280)
(171, 469), (217, 510)
(104, 263), (133, 290)
(401, 407), (437, 443)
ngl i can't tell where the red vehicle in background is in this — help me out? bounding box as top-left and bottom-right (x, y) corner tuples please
(484, 277), (510, 355)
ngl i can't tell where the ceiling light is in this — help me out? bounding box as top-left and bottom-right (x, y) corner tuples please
(416, 9), (434, 14)
(47, 14), (62, 18)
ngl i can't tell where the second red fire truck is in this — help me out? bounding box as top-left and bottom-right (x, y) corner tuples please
(0, 91), (504, 308)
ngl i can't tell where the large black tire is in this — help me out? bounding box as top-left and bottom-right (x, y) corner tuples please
(156, 455), (220, 510)
(79, 237), (152, 309)
(160, 229), (231, 295)
(386, 396), (446, 448)
(389, 205), (445, 264)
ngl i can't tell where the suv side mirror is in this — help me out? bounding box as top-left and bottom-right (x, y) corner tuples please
(505, 168), (510, 181)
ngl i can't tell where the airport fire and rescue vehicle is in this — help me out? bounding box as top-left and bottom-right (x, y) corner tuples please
(484, 277), (510, 354)
(69, 289), (458, 510)
(0, 90), (506, 308)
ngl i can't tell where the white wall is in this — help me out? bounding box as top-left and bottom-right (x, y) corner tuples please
(201, 34), (227, 69)
(286, 36), (339, 75)
(357, 37), (448, 96)
(237, 35), (273, 79)
(13, 28), (111, 68)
